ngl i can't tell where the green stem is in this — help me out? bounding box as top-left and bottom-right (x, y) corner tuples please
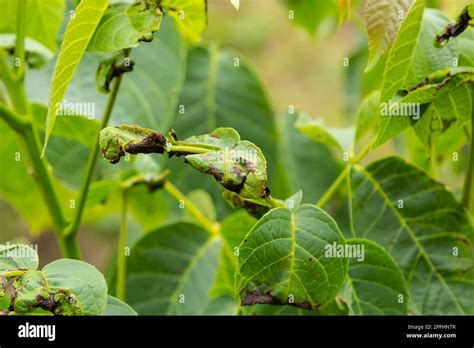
(14, 0), (26, 80)
(0, 57), (29, 115)
(462, 95), (474, 214)
(430, 136), (438, 180)
(170, 145), (213, 154)
(22, 123), (80, 259)
(0, 103), (29, 132)
(316, 138), (375, 208)
(65, 50), (131, 238)
(267, 195), (285, 208)
(163, 181), (220, 234)
(116, 190), (128, 301)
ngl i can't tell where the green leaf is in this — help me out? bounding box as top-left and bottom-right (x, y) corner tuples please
(104, 295), (137, 315)
(32, 103), (100, 148)
(126, 223), (223, 314)
(42, 0), (109, 156)
(364, 0), (414, 71)
(87, 2), (163, 51)
(0, 244), (38, 272)
(374, 0), (427, 147)
(295, 112), (355, 153)
(379, 0), (425, 104)
(343, 238), (409, 315)
(172, 46), (276, 172)
(407, 9), (460, 87)
(28, 17), (187, 134)
(42, 259), (108, 315)
(354, 90), (380, 144)
(281, 0), (338, 36)
(0, 0), (65, 52)
(272, 112), (342, 203)
(349, 157), (474, 314)
(211, 210), (257, 298)
(187, 189), (216, 222)
(236, 204), (348, 310)
(160, 0), (206, 43)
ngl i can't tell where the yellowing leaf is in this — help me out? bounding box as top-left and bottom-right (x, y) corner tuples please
(42, 0), (109, 156)
(160, 0), (206, 43)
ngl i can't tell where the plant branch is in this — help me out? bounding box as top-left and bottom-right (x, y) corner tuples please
(116, 190), (128, 301)
(65, 49), (131, 238)
(0, 103), (29, 132)
(163, 181), (220, 235)
(316, 138), (375, 208)
(22, 123), (81, 258)
(14, 0), (26, 80)
(0, 56), (29, 115)
(462, 91), (474, 213)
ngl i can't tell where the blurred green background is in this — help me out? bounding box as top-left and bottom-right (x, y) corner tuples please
(1, 0), (471, 272)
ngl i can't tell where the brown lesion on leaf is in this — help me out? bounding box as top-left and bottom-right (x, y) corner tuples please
(125, 132), (167, 155)
(435, 8), (472, 47)
(241, 290), (312, 310)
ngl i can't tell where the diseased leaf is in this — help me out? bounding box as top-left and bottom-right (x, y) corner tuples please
(126, 223), (223, 314)
(236, 204), (348, 310)
(343, 238), (409, 315)
(160, 0), (206, 43)
(350, 157), (474, 314)
(435, 3), (474, 47)
(88, 1), (163, 51)
(43, 259), (108, 315)
(407, 9), (460, 87)
(364, 0), (414, 71)
(182, 128), (268, 202)
(42, 0), (109, 155)
(374, 0), (428, 147)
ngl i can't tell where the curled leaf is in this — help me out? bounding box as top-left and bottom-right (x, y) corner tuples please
(96, 52), (135, 93)
(99, 125), (168, 164)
